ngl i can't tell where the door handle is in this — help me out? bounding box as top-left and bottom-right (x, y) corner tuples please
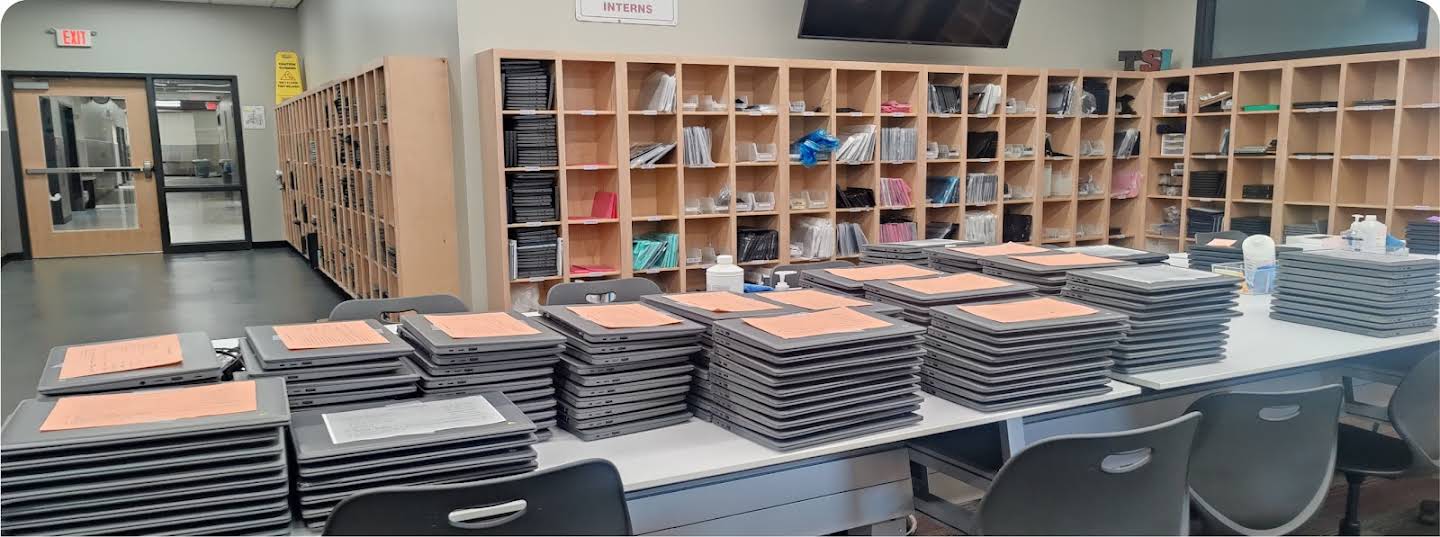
(26, 162), (154, 178)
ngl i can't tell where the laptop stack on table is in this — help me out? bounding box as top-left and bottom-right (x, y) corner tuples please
(538, 303), (706, 440)
(398, 312), (566, 440)
(860, 239), (976, 266)
(1064, 264), (1242, 373)
(752, 288), (906, 318)
(1056, 245), (1170, 265)
(1271, 250), (1440, 337)
(693, 307), (926, 451)
(640, 291), (801, 391)
(800, 263), (942, 297)
(239, 319), (418, 410)
(925, 242), (1052, 273)
(0, 379), (292, 535)
(1406, 220), (1439, 255)
(1187, 232), (1301, 271)
(863, 273), (1037, 325)
(36, 332), (224, 397)
(289, 392), (540, 529)
(923, 296), (1126, 411)
(981, 252), (1134, 294)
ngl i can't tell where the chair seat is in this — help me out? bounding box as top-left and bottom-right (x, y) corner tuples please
(1335, 424), (1412, 477)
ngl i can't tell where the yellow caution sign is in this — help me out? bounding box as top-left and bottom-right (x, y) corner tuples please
(275, 51), (304, 104)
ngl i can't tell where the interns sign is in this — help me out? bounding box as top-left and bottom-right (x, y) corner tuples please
(576, 0), (677, 26)
(54, 28), (92, 48)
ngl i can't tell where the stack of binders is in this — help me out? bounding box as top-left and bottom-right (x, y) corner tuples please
(928, 84), (964, 114)
(1064, 264), (1241, 373)
(922, 296), (1124, 411)
(503, 116), (558, 168)
(0, 379), (292, 535)
(507, 171), (559, 224)
(36, 332), (224, 397)
(500, 60), (553, 110)
(863, 272), (1037, 325)
(539, 303), (705, 440)
(837, 222), (870, 256)
(289, 393), (540, 529)
(1188, 171), (1227, 198)
(861, 238), (972, 266)
(926, 242), (1052, 273)
(239, 320), (418, 410)
(1271, 250), (1439, 337)
(800, 263), (941, 297)
(1187, 232), (1301, 271)
(397, 312), (567, 440)
(509, 227), (562, 279)
(694, 307), (925, 451)
(980, 253), (1133, 294)
(1406, 220), (1439, 255)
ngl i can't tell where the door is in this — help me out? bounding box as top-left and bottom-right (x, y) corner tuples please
(153, 77), (252, 249)
(13, 77), (160, 257)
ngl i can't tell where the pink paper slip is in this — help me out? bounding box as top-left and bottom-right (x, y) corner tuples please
(1207, 238), (1237, 247)
(743, 307), (889, 339)
(274, 321), (390, 350)
(58, 334), (184, 380)
(895, 273), (1010, 295)
(426, 313), (540, 339)
(959, 297), (1097, 323)
(825, 264), (939, 282)
(40, 381), (259, 432)
(669, 292), (781, 313)
(1010, 253), (1124, 268)
(568, 303), (681, 329)
(761, 290), (870, 310)
(949, 243), (1049, 257)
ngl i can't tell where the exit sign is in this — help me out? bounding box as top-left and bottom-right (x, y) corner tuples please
(55, 28), (92, 48)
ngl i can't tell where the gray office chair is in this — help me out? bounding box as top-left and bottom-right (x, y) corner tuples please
(976, 412), (1202, 535)
(545, 278), (662, 305)
(767, 260), (854, 288)
(323, 459), (630, 535)
(327, 294), (467, 322)
(1184, 385), (1344, 535)
(1336, 353), (1439, 535)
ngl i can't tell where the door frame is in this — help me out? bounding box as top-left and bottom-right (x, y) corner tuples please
(3, 70), (254, 259)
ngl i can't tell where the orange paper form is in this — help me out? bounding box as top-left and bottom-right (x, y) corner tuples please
(569, 303), (681, 329)
(426, 312), (540, 339)
(669, 292), (781, 313)
(761, 290), (870, 310)
(959, 297), (1098, 323)
(743, 307), (889, 339)
(949, 243), (1050, 257)
(40, 380), (259, 432)
(825, 264), (939, 282)
(58, 334), (184, 380)
(1010, 253), (1125, 268)
(274, 320), (390, 350)
(1207, 238), (1237, 247)
(895, 273), (1011, 295)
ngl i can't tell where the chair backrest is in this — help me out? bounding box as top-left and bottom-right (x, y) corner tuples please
(1184, 385), (1343, 534)
(770, 260), (854, 287)
(545, 278), (662, 305)
(977, 412), (1202, 536)
(328, 294), (468, 322)
(323, 459), (630, 536)
(1390, 353), (1439, 473)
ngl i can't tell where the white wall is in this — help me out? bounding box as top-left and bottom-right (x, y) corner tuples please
(0, 0), (300, 252)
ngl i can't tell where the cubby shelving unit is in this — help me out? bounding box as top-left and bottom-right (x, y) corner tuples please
(276, 56), (460, 299)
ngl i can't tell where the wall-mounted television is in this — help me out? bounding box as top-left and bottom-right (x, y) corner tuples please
(798, 0), (1022, 48)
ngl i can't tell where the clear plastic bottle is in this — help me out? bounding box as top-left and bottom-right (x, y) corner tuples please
(706, 255), (744, 293)
(1359, 215), (1387, 254)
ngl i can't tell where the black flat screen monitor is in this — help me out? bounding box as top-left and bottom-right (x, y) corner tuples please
(798, 0), (1022, 48)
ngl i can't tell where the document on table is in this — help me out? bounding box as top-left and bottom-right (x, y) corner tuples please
(323, 395), (507, 444)
(58, 334), (184, 379)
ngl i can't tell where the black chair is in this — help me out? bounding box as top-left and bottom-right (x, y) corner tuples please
(975, 412), (1202, 535)
(1336, 354), (1439, 535)
(545, 278), (661, 305)
(324, 459), (630, 535)
(328, 294), (467, 322)
(1184, 385), (1344, 534)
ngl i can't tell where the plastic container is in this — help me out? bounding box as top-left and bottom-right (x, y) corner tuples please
(773, 271), (796, 291)
(1344, 214), (1365, 252)
(1241, 234), (1277, 295)
(1358, 215), (1387, 255)
(706, 255), (744, 292)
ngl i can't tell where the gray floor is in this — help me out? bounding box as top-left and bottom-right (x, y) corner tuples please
(1, 248), (346, 414)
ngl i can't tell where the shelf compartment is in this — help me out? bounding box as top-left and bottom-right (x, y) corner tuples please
(626, 62), (677, 112)
(1288, 113), (1337, 154)
(881, 69), (921, 111)
(681, 63), (731, 112)
(682, 115), (731, 166)
(735, 114), (781, 164)
(1335, 159), (1391, 207)
(1075, 198), (1106, 240)
(1078, 115), (1109, 157)
(1005, 74), (1041, 114)
(1292, 65), (1341, 105)
(791, 164), (833, 210)
(837, 160), (876, 194)
(1233, 112), (1278, 151)
(634, 269), (682, 293)
(1281, 204), (1332, 236)
(1193, 72), (1235, 112)
(1284, 159), (1334, 204)
(789, 67), (833, 114)
(1394, 208), (1440, 241)
(1395, 159), (1440, 209)
(566, 221), (621, 276)
(1190, 114), (1233, 155)
(1003, 203), (1035, 243)
(1077, 159), (1107, 198)
(1402, 57), (1440, 106)
(1044, 116), (1078, 157)
(1109, 196), (1140, 239)
(565, 168), (620, 219)
(564, 114), (618, 167)
(735, 166), (780, 213)
(837, 69), (878, 114)
(631, 167), (680, 218)
(927, 70), (966, 116)
(929, 114), (965, 158)
(1397, 108), (1439, 157)
(628, 113), (679, 162)
(1236, 69), (1283, 109)
(1342, 60), (1400, 106)
(1152, 75), (1191, 116)
(684, 216), (734, 265)
(735, 65), (780, 111)
(683, 166), (732, 215)
(967, 72), (1003, 115)
(1339, 108), (1396, 157)
(561, 60), (618, 112)
(1231, 158), (1276, 201)
(1114, 76), (1144, 116)
(1040, 201), (1075, 243)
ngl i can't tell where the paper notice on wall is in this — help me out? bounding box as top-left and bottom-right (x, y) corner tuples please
(242, 106), (266, 129)
(575, 0), (677, 25)
(275, 51), (304, 104)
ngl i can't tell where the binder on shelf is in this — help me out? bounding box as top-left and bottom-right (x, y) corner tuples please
(637, 71), (677, 112)
(965, 173), (1000, 205)
(928, 84), (964, 114)
(927, 176), (960, 205)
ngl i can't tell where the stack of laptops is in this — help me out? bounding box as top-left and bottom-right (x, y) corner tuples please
(1064, 264), (1242, 373)
(863, 273), (1037, 325)
(640, 290), (801, 369)
(1406, 220), (1439, 255)
(980, 252), (1134, 294)
(398, 312), (566, 440)
(1187, 232), (1301, 271)
(538, 303), (706, 440)
(693, 307), (925, 451)
(1229, 216), (1272, 236)
(289, 393), (540, 529)
(240, 319), (418, 410)
(799, 263), (941, 297)
(36, 332), (225, 397)
(860, 238), (975, 266)
(0, 379), (292, 535)
(502, 115), (558, 168)
(923, 296), (1125, 411)
(1056, 245), (1169, 265)
(500, 59), (553, 111)
(752, 288), (906, 318)
(1271, 250), (1440, 337)
(925, 242), (1052, 273)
